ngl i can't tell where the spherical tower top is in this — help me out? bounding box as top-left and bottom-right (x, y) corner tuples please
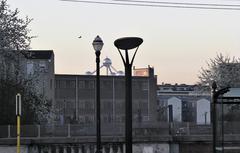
(103, 57), (112, 67)
(86, 71), (93, 75)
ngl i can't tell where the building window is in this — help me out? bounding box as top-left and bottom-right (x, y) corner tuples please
(27, 62), (34, 75)
(39, 61), (48, 72)
(142, 82), (148, 90)
(66, 80), (75, 88)
(133, 81), (139, 89)
(141, 102), (148, 115)
(101, 80), (112, 89)
(59, 80), (66, 88)
(116, 116), (121, 122)
(55, 80), (59, 88)
(78, 116), (85, 123)
(85, 101), (94, 110)
(85, 115), (94, 123)
(142, 116), (148, 121)
(79, 81), (85, 89)
(79, 101), (85, 109)
(88, 80), (95, 89)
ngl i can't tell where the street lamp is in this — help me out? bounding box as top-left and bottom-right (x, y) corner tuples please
(92, 35), (104, 153)
(114, 37), (143, 153)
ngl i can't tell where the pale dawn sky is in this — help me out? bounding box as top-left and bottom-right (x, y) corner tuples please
(8, 0), (240, 84)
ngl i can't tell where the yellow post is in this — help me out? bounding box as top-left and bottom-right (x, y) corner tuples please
(16, 93), (21, 153)
(17, 115), (20, 153)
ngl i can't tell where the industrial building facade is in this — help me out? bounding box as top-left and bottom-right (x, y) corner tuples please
(55, 67), (158, 124)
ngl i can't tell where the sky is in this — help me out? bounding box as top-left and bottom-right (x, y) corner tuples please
(7, 0), (240, 84)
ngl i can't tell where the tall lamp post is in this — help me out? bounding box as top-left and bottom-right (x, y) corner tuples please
(92, 35), (104, 153)
(114, 37), (143, 153)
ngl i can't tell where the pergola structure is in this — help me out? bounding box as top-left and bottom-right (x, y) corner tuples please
(212, 82), (240, 153)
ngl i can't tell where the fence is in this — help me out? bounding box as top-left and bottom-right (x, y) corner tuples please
(1, 122), (239, 139)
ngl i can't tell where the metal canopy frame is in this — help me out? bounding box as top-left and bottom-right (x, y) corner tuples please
(212, 84), (240, 153)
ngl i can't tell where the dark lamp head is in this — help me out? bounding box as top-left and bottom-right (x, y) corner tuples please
(114, 37), (143, 50)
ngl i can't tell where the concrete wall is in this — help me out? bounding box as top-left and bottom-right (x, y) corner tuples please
(134, 143), (169, 153)
(0, 144), (170, 153)
(0, 146), (28, 153)
(179, 143), (211, 153)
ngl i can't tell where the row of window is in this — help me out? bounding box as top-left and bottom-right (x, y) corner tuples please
(57, 114), (150, 124)
(77, 115), (149, 123)
(57, 100), (149, 115)
(27, 61), (48, 75)
(55, 80), (149, 90)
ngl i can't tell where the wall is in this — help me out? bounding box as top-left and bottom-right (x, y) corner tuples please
(0, 143), (170, 153)
(0, 146), (28, 153)
(134, 143), (169, 153)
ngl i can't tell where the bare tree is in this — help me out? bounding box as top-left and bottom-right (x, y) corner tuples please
(198, 53), (240, 121)
(198, 53), (240, 89)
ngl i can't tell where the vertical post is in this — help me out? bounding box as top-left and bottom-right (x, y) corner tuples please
(168, 105), (173, 135)
(221, 98), (224, 153)
(125, 50), (132, 153)
(212, 82), (217, 153)
(17, 116), (20, 153)
(168, 105), (173, 123)
(16, 93), (21, 153)
(48, 146), (52, 153)
(68, 123), (71, 138)
(38, 124), (41, 138)
(186, 122), (190, 135)
(112, 78), (115, 123)
(96, 51), (101, 153)
(204, 112), (207, 125)
(168, 105), (173, 153)
(76, 76), (79, 121)
(8, 125), (10, 138)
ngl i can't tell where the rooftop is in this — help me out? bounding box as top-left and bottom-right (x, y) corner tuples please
(21, 50), (54, 59)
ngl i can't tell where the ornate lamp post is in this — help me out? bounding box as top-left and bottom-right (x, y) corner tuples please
(92, 35), (104, 153)
(114, 37), (143, 153)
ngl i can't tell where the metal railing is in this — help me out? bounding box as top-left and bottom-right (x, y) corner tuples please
(1, 122), (240, 139)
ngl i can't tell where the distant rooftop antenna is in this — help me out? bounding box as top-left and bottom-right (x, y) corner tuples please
(86, 57), (124, 76)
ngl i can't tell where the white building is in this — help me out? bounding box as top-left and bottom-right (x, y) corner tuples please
(167, 97), (182, 122)
(196, 99), (210, 125)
